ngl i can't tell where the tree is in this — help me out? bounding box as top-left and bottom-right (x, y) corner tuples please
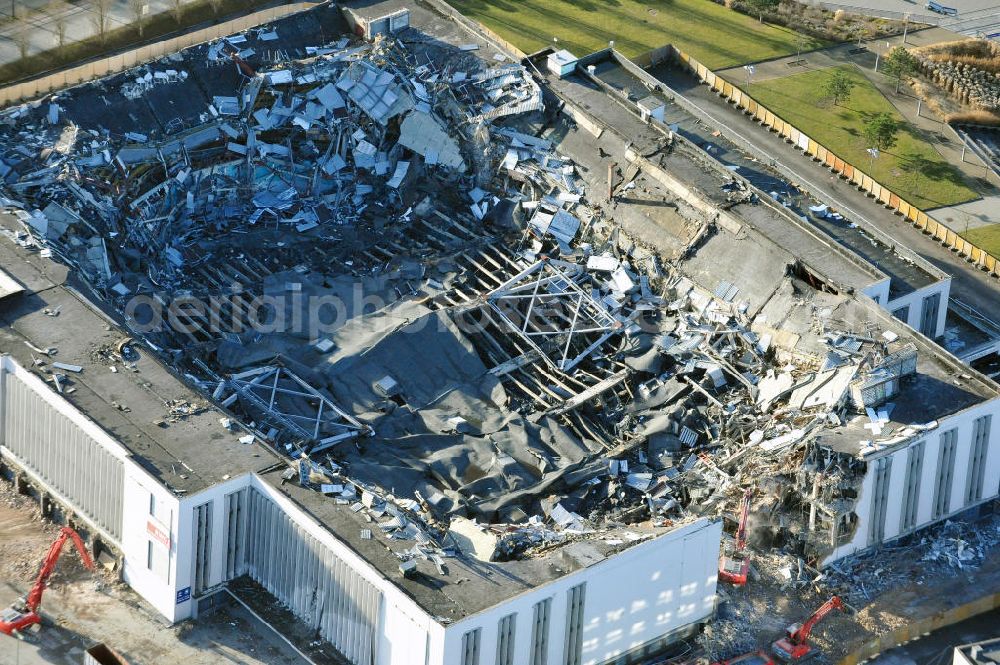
(882, 46), (919, 93)
(744, 0), (780, 22)
(208, 0), (225, 17)
(823, 69), (856, 106)
(128, 0), (146, 36)
(14, 25), (31, 59)
(862, 112), (900, 152)
(53, 11), (68, 48)
(169, 0), (184, 24)
(91, 0), (113, 44)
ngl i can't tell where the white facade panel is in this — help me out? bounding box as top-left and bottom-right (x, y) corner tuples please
(0, 357), (127, 541)
(825, 398), (1000, 564)
(121, 471), (185, 621)
(885, 278), (951, 340)
(440, 519), (722, 665)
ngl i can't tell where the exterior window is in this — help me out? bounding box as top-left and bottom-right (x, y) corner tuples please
(461, 628), (481, 665)
(900, 441), (924, 532)
(530, 598), (552, 665)
(564, 583), (586, 665)
(966, 416), (992, 504)
(497, 613), (516, 665)
(867, 457), (892, 545)
(933, 429), (958, 518)
(892, 306), (909, 322)
(146, 540), (154, 570)
(920, 292), (940, 337)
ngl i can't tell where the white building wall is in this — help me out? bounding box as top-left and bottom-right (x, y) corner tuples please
(884, 278), (951, 339)
(824, 398), (999, 564)
(121, 470), (185, 622)
(440, 519), (722, 665)
(249, 477), (447, 665)
(861, 279), (891, 309)
(0, 355), (195, 623)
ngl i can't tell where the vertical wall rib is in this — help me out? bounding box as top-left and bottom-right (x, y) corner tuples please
(239, 487), (382, 665)
(0, 365), (124, 541)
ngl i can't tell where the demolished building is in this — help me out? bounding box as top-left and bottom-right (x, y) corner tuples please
(0, 3), (997, 665)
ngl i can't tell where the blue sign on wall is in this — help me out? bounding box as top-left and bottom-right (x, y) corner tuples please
(176, 586), (191, 604)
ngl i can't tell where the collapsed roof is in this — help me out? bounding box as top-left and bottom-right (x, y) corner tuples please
(0, 4), (994, 582)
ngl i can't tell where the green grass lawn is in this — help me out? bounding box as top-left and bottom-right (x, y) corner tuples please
(962, 224), (1000, 257)
(747, 65), (978, 210)
(449, 0), (827, 69)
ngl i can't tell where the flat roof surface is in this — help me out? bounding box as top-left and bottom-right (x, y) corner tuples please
(959, 638), (1000, 665)
(541, 64), (887, 294)
(0, 213), (279, 494)
(624, 58), (943, 298)
(260, 464), (704, 619)
(811, 296), (998, 456)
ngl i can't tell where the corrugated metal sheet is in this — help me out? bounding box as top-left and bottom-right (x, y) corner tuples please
(1, 369), (124, 541)
(244, 488), (382, 665)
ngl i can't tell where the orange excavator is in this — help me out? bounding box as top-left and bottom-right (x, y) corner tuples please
(771, 596), (845, 663)
(0, 526), (95, 636)
(718, 489), (752, 586)
(712, 596), (846, 665)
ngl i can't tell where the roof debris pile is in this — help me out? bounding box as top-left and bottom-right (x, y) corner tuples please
(0, 8), (993, 634)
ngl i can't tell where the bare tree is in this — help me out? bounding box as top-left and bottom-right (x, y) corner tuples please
(208, 0), (225, 17)
(53, 11), (68, 48)
(169, 0), (185, 25)
(91, 0), (114, 44)
(14, 24), (31, 59)
(128, 0), (146, 36)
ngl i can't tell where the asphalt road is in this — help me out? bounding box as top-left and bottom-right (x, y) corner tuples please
(802, 0), (1000, 38)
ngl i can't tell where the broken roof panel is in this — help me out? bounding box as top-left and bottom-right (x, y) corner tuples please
(398, 111), (465, 171)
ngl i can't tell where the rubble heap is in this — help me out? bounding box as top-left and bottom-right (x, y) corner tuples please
(0, 13), (983, 610)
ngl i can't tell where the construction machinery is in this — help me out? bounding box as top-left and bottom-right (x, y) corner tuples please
(718, 489), (752, 586)
(711, 596), (846, 665)
(0, 526), (95, 636)
(771, 596), (845, 663)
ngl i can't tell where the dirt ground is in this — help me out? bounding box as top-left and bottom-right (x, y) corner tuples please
(702, 509), (1000, 662)
(2, 475), (998, 664)
(0, 485), (309, 665)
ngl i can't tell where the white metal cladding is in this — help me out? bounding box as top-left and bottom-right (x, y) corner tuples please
(244, 488), (382, 665)
(1, 368), (124, 541)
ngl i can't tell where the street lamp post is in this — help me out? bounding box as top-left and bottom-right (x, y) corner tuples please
(868, 147), (879, 173)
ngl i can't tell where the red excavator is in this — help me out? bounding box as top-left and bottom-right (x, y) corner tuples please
(771, 596), (845, 663)
(718, 489), (752, 586)
(712, 596), (846, 665)
(0, 526), (95, 636)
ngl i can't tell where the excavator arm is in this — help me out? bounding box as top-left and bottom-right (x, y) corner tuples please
(789, 596), (843, 644)
(734, 489), (752, 552)
(25, 527), (95, 612)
